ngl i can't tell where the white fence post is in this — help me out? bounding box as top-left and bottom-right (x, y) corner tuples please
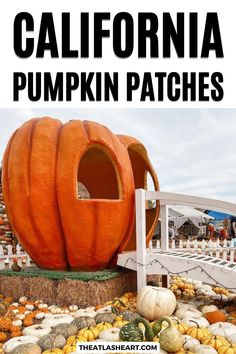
(136, 189), (147, 291)
(160, 205), (169, 251)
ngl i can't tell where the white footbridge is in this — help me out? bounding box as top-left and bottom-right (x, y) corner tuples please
(117, 190), (236, 291)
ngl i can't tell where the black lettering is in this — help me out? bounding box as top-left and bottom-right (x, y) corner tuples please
(62, 13), (78, 57)
(189, 13), (198, 57)
(104, 72), (118, 101)
(28, 72), (41, 101)
(211, 72), (224, 101)
(13, 72), (26, 100)
(113, 12), (133, 58)
(167, 73), (181, 101)
(199, 72), (210, 101)
(182, 72), (196, 101)
(94, 13), (110, 57)
(201, 13), (224, 57)
(44, 72), (63, 101)
(138, 13), (158, 57)
(66, 73), (79, 101)
(81, 13), (89, 57)
(14, 12), (34, 58)
(36, 13), (59, 57)
(81, 73), (95, 101)
(127, 72), (140, 101)
(163, 13), (185, 57)
(141, 73), (155, 101)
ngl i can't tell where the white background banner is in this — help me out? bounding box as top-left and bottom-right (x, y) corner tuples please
(0, 0), (235, 108)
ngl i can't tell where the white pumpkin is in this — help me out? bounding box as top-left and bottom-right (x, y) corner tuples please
(192, 344), (217, 353)
(23, 324), (51, 338)
(12, 303), (19, 307)
(99, 328), (120, 342)
(51, 307), (62, 314)
(208, 322), (236, 338)
(74, 308), (97, 318)
(3, 336), (38, 353)
(16, 314), (25, 320)
(26, 304), (34, 311)
(69, 305), (78, 312)
(42, 314), (74, 327)
(176, 302), (197, 310)
(96, 305), (112, 314)
(12, 320), (22, 327)
(38, 303), (48, 309)
(201, 304), (218, 314)
(35, 312), (45, 320)
(136, 286), (176, 321)
(183, 335), (200, 350)
(19, 296), (27, 303)
(196, 288), (216, 297)
(192, 280), (203, 288)
(175, 307), (202, 320)
(227, 333), (236, 344)
(181, 316), (209, 328)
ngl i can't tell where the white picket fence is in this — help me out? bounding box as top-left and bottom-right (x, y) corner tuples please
(152, 238), (236, 262)
(0, 243), (31, 270)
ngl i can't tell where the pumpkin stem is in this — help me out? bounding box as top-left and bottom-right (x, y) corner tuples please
(152, 316), (174, 336)
(133, 317), (155, 341)
(188, 320), (200, 328)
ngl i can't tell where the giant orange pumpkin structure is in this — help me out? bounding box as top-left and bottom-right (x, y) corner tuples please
(2, 117), (159, 270)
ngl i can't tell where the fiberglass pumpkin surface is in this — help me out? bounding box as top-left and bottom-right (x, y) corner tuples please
(2, 118), (159, 270)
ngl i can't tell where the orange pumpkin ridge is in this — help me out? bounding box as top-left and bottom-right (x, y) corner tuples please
(117, 134), (160, 251)
(3, 118), (68, 269)
(2, 117), (158, 271)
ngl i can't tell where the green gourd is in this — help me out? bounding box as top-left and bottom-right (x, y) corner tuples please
(119, 317), (155, 342)
(152, 316), (183, 352)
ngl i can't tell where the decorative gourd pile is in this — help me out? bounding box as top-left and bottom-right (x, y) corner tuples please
(0, 280), (236, 353)
(0, 181), (16, 253)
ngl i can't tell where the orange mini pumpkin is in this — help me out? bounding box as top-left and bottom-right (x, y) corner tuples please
(205, 310), (226, 324)
(3, 118), (159, 270)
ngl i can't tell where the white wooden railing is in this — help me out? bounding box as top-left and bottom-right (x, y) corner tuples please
(0, 243), (31, 270)
(151, 238), (236, 262)
(135, 190), (236, 290)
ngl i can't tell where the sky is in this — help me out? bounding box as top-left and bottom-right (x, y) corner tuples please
(0, 108), (236, 203)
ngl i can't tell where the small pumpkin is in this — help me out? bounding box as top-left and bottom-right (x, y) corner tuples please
(186, 326), (211, 341)
(95, 322), (113, 332)
(0, 332), (7, 342)
(208, 322), (236, 339)
(119, 317), (153, 342)
(66, 336), (87, 345)
(72, 316), (96, 330)
(74, 309), (96, 318)
(42, 315), (73, 327)
(3, 336), (39, 353)
(0, 317), (12, 332)
(37, 334), (66, 350)
(51, 324), (77, 339)
(78, 327), (100, 341)
(117, 310), (140, 322)
(23, 325), (51, 338)
(201, 335), (229, 349)
(99, 328), (120, 342)
(9, 343), (42, 354)
(94, 313), (116, 324)
(205, 311), (226, 324)
(172, 319), (189, 334)
(182, 335), (200, 351)
(218, 344), (236, 354)
(113, 319), (129, 328)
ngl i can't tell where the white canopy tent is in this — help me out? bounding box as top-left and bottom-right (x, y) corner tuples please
(169, 205), (214, 235)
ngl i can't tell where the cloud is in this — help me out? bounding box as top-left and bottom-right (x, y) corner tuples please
(0, 108), (236, 203)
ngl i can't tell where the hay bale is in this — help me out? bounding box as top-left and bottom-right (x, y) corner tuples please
(0, 271), (137, 306)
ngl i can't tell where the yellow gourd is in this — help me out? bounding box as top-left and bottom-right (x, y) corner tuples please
(78, 327), (100, 341)
(186, 326), (211, 341)
(201, 335), (229, 350)
(43, 350), (63, 354)
(113, 320), (129, 328)
(95, 322), (113, 332)
(66, 336), (87, 345)
(218, 344), (236, 354)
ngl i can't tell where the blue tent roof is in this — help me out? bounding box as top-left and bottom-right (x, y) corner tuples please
(206, 210), (233, 220)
